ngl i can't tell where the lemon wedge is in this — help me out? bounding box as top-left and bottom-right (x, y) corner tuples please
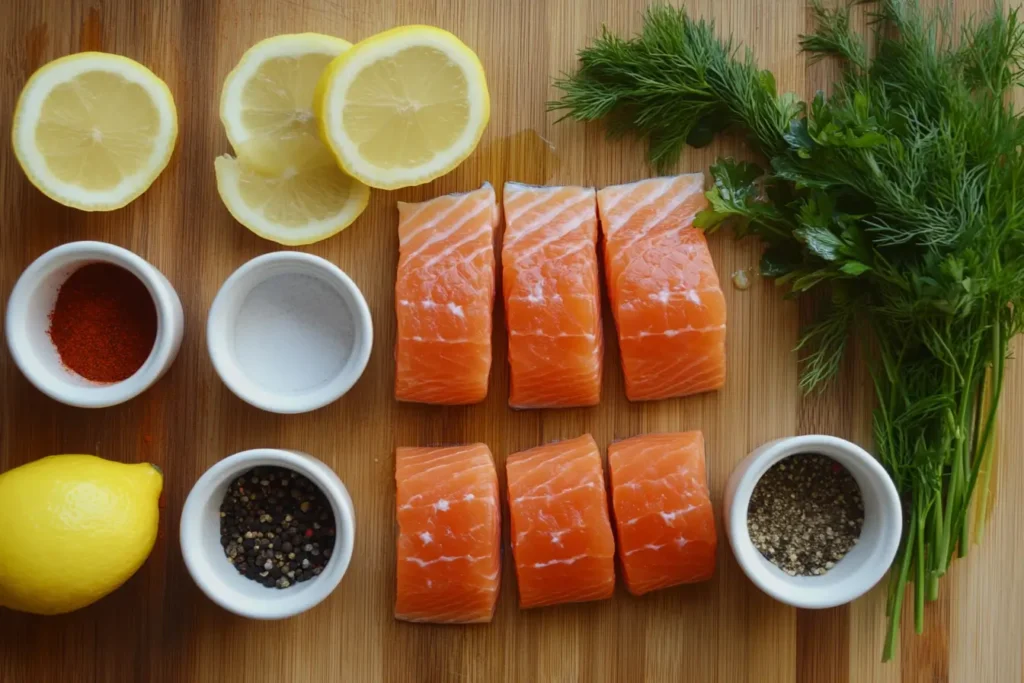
(314, 26), (490, 190)
(11, 52), (178, 211)
(216, 33), (370, 245)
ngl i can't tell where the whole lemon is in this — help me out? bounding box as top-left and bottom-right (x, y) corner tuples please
(0, 455), (162, 615)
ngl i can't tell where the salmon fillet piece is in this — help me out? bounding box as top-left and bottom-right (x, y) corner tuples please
(502, 182), (603, 408)
(394, 444), (501, 623)
(608, 432), (717, 596)
(506, 434), (615, 608)
(395, 183), (499, 404)
(596, 174), (726, 401)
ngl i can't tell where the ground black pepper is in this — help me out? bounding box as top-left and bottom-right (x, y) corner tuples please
(747, 453), (864, 576)
(219, 467), (335, 589)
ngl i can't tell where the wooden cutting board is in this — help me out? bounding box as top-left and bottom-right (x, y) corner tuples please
(1, 1), (1022, 682)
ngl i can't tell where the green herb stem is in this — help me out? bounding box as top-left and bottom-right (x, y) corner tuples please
(957, 314), (1008, 554)
(884, 505), (917, 662)
(927, 489), (942, 602)
(915, 497), (926, 633)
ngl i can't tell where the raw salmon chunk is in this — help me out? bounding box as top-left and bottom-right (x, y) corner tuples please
(608, 432), (717, 595)
(596, 174), (726, 401)
(506, 434), (615, 608)
(502, 182), (603, 408)
(395, 183), (499, 404)
(394, 444), (501, 623)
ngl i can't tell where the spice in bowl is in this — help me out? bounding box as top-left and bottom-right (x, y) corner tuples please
(48, 263), (157, 383)
(747, 454), (864, 576)
(219, 467), (336, 589)
(233, 272), (355, 394)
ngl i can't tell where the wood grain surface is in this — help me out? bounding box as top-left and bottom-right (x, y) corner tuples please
(1, 1), (1022, 682)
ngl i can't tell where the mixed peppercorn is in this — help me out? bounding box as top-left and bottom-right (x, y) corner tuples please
(220, 467), (335, 589)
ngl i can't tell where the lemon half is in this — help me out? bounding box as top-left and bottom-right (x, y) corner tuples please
(11, 52), (178, 211)
(216, 34), (370, 245)
(314, 26), (490, 190)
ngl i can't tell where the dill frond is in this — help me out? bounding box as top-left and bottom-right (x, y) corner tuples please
(801, 1), (870, 71)
(795, 293), (856, 392)
(549, 5), (798, 168)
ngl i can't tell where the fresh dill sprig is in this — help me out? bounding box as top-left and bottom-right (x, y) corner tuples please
(794, 287), (858, 393)
(800, 1), (869, 70)
(548, 6), (797, 168)
(553, 0), (1024, 662)
(955, 4), (1024, 92)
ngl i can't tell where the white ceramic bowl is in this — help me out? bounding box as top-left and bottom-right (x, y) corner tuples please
(5, 241), (184, 408)
(207, 252), (372, 414)
(724, 435), (902, 609)
(180, 448), (356, 620)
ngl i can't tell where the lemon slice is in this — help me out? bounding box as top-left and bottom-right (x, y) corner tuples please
(314, 26), (490, 190)
(220, 33), (351, 158)
(216, 33), (370, 245)
(11, 52), (178, 211)
(215, 140), (369, 246)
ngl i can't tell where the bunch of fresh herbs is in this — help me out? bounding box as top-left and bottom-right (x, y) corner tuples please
(551, 0), (1024, 661)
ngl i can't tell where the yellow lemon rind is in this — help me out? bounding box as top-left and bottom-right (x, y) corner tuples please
(0, 455), (162, 615)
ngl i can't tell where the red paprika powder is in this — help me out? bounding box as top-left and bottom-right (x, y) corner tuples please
(48, 263), (158, 383)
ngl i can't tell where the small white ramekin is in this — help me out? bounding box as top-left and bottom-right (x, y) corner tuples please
(5, 241), (184, 408)
(180, 448), (356, 620)
(207, 252), (373, 414)
(724, 435), (902, 609)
